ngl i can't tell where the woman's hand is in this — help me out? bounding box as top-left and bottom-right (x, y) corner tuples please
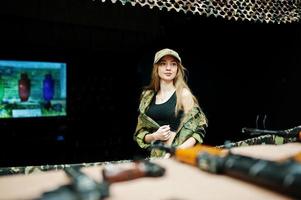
(153, 125), (171, 141)
(144, 125), (173, 143)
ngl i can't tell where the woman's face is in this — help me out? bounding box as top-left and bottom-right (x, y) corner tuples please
(157, 55), (178, 82)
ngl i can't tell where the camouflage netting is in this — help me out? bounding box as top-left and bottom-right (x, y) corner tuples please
(217, 134), (298, 148)
(99, 0), (301, 23)
(0, 160), (132, 176)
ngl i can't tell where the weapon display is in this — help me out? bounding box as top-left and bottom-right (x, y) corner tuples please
(150, 141), (301, 199)
(102, 160), (165, 183)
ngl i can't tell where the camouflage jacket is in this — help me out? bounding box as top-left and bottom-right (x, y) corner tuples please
(134, 90), (208, 157)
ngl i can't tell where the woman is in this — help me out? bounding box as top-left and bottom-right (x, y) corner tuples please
(134, 48), (208, 157)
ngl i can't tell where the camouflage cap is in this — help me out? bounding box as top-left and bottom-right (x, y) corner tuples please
(154, 48), (181, 64)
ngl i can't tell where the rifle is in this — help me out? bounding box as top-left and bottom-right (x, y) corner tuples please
(242, 125), (301, 140)
(217, 125), (301, 148)
(150, 141), (301, 199)
(38, 160), (165, 200)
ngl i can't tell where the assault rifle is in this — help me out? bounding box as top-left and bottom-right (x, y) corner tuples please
(38, 160), (165, 200)
(242, 125), (301, 140)
(150, 141), (301, 199)
(218, 125), (301, 148)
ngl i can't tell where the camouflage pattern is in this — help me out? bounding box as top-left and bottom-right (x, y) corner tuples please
(218, 134), (298, 148)
(0, 160), (132, 176)
(134, 90), (208, 157)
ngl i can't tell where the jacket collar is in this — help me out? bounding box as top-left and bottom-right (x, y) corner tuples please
(139, 90), (155, 114)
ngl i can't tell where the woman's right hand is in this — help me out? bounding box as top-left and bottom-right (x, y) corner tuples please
(153, 125), (171, 141)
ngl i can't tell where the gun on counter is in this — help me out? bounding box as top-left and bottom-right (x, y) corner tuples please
(38, 166), (109, 200)
(38, 160), (165, 200)
(150, 141), (301, 199)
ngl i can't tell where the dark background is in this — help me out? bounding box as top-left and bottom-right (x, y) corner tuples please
(0, 0), (300, 167)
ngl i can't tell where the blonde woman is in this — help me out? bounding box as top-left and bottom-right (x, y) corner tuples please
(134, 48), (208, 157)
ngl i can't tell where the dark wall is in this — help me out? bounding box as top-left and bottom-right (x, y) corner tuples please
(0, 0), (300, 166)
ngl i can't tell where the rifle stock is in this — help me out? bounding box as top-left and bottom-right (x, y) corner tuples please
(150, 141), (227, 167)
(175, 145), (226, 166)
(102, 160), (165, 183)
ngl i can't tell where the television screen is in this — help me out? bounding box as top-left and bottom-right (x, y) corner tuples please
(0, 60), (67, 118)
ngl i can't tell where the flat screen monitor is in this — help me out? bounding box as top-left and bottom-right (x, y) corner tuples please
(0, 60), (67, 118)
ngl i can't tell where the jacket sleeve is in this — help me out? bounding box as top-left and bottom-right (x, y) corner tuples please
(181, 109), (207, 144)
(133, 114), (152, 149)
(133, 90), (156, 149)
(191, 110), (207, 143)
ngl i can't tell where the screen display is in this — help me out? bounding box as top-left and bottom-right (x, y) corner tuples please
(0, 60), (67, 118)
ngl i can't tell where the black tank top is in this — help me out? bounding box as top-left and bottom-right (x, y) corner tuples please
(146, 92), (183, 132)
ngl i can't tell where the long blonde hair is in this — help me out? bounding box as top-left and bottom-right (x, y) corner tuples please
(145, 59), (199, 114)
